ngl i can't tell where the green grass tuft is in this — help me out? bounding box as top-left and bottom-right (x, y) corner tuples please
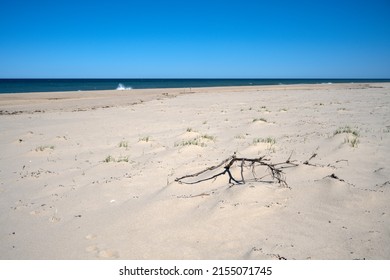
(118, 141), (129, 148)
(35, 145), (55, 152)
(104, 155), (115, 163)
(138, 136), (150, 142)
(344, 136), (359, 147)
(104, 155), (129, 163)
(334, 126), (359, 137)
(253, 137), (276, 145)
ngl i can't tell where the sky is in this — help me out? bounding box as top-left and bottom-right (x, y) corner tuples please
(0, 0), (390, 78)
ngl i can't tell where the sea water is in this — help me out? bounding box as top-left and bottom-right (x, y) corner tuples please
(0, 79), (389, 94)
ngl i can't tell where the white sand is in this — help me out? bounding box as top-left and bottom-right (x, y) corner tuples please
(0, 83), (389, 259)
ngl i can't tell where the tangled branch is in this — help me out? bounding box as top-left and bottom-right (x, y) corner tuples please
(175, 154), (298, 187)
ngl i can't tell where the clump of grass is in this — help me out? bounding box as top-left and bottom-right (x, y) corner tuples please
(253, 117), (267, 123)
(175, 133), (215, 148)
(344, 136), (359, 147)
(118, 140), (129, 148)
(138, 136), (150, 142)
(253, 137), (276, 145)
(175, 138), (206, 147)
(104, 155), (129, 163)
(104, 155), (115, 163)
(334, 125), (360, 148)
(201, 134), (215, 141)
(334, 126), (359, 137)
(234, 134), (246, 139)
(35, 145), (54, 152)
(186, 127), (194, 132)
(117, 156), (129, 162)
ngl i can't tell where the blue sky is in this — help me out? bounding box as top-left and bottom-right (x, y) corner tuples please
(1, 0), (389, 78)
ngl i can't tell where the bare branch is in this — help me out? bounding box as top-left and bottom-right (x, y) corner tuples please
(175, 154), (298, 187)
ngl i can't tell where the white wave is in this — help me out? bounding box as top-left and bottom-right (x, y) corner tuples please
(116, 83), (132, 90)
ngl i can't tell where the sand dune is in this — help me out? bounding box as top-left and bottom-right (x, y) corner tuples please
(0, 83), (389, 259)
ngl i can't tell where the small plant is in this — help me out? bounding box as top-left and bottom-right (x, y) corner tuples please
(139, 136), (150, 142)
(344, 136), (359, 147)
(350, 137), (359, 147)
(334, 126), (359, 137)
(117, 156), (129, 162)
(35, 145), (54, 152)
(104, 155), (129, 163)
(118, 141), (129, 148)
(234, 134), (246, 139)
(253, 137), (276, 145)
(186, 127), (198, 133)
(104, 155), (115, 163)
(201, 134), (215, 141)
(175, 138), (206, 147)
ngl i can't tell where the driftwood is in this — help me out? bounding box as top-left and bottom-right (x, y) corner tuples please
(175, 154), (298, 187)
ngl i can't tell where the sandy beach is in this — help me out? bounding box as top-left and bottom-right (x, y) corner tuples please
(0, 83), (389, 260)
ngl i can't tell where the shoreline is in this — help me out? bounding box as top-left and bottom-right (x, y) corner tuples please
(1, 82), (388, 114)
(1, 78), (390, 95)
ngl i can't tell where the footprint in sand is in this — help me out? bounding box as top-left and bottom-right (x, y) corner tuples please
(29, 210), (40, 215)
(49, 216), (61, 223)
(97, 249), (119, 259)
(85, 234), (119, 258)
(85, 244), (99, 253)
(85, 244), (119, 259)
(85, 234), (97, 240)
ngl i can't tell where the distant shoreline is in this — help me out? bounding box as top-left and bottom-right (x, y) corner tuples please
(1, 78), (390, 94)
(1, 82), (389, 115)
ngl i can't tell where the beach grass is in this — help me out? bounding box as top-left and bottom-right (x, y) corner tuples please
(139, 136), (151, 142)
(35, 145), (55, 152)
(334, 125), (359, 137)
(344, 136), (359, 147)
(175, 138), (206, 147)
(118, 140), (129, 148)
(104, 155), (129, 163)
(253, 137), (276, 145)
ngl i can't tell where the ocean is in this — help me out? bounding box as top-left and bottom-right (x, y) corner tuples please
(0, 79), (389, 94)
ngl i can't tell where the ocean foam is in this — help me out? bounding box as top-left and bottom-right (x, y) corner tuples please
(116, 83), (132, 90)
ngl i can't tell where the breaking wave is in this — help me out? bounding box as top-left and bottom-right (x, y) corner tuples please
(116, 83), (132, 90)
